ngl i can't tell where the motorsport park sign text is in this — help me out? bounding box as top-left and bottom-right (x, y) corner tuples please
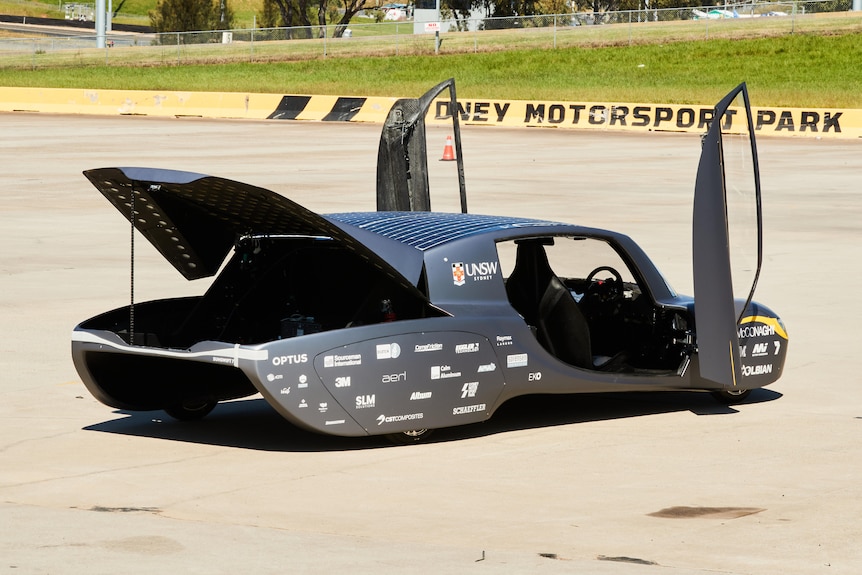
(431, 99), (849, 136)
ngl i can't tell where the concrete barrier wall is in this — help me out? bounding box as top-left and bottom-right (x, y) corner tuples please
(2, 87), (859, 138)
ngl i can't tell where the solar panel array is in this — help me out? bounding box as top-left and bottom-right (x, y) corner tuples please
(330, 211), (560, 251)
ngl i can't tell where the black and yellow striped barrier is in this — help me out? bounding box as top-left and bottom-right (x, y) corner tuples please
(2, 87), (858, 138)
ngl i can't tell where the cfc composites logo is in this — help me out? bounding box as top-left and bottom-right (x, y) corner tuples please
(376, 412), (424, 426)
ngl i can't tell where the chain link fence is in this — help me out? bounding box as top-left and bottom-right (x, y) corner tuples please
(0, 0), (857, 68)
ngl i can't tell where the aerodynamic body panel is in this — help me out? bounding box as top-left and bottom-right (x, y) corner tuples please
(692, 83), (762, 388)
(83, 167), (425, 289)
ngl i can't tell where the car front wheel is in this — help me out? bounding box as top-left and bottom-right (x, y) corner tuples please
(385, 428), (433, 445)
(710, 389), (751, 404)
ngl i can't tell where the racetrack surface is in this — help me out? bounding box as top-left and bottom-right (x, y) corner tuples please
(1, 114), (860, 574)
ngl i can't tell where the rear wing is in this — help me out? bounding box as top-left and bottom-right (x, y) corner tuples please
(376, 78), (467, 213)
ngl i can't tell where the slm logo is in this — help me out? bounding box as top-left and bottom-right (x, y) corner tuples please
(355, 394), (376, 409)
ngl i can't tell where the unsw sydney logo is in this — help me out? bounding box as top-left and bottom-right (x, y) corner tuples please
(452, 261), (498, 286)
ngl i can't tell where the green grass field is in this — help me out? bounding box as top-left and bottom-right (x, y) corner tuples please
(1, 1), (861, 107)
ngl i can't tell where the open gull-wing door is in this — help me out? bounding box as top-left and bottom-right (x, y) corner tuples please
(693, 83), (763, 388)
(83, 167), (425, 290)
(376, 78), (467, 213)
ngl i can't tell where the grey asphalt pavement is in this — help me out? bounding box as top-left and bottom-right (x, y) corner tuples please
(1, 113), (860, 574)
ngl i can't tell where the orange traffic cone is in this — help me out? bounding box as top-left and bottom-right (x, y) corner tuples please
(440, 135), (456, 161)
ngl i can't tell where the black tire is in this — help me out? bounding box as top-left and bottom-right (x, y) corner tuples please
(710, 389), (752, 405)
(164, 397), (217, 421)
(385, 429), (433, 445)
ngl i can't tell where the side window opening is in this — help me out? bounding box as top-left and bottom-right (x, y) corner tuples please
(497, 236), (690, 373)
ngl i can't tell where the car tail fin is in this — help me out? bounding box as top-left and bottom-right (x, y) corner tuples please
(692, 83), (763, 388)
(376, 78), (467, 213)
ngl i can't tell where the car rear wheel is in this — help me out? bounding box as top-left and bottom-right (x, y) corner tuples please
(164, 397), (217, 421)
(385, 429), (433, 445)
(710, 389), (751, 404)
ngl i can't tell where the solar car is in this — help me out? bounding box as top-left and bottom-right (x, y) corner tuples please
(72, 80), (787, 443)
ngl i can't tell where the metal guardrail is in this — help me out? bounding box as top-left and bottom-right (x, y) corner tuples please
(0, 0), (856, 68)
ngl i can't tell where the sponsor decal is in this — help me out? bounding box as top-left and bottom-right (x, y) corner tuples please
(751, 342), (769, 357)
(461, 381), (479, 399)
(323, 353), (362, 368)
(382, 371), (407, 384)
(477, 363), (496, 373)
(298, 399), (308, 409)
(738, 316), (788, 340)
(376, 412), (424, 426)
(318, 402), (328, 413)
(528, 371), (542, 381)
(272, 353), (308, 366)
(298, 374), (308, 388)
(738, 324), (776, 339)
(410, 391), (432, 400)
(742, 364), (773, 376)
(743, 341), (782, 358)
(212, 356), (234, 365)
(325, 419), (346, 426)
(453, 403), (486, 415)
(464, 261), (498, 282)
(455, 342), (480, 354)
(280, 387), (291, 395)
(452, 262), (466, 286)
(431, 365), (461, 380)
(414, 343), (443, 353)
(266, 373), (283, 382)
(495, 335), (513, 346)
(453, 261), (499, 285)
(355, 394), (376, 409)
(507, 353), (529, 368)
(376, 342), (402, 360)
(335, 376), (351, 388)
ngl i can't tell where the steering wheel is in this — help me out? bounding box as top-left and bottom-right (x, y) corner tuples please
(585, 266), (624, 301)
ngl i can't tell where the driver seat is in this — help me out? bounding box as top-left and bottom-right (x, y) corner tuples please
(506, 240), (593, 369)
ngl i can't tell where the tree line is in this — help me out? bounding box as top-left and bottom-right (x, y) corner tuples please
(150, 0), (723, 38)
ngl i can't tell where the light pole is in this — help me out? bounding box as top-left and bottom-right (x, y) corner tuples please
(435, 0), (440, 54)
(95, 0), (106, 48)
